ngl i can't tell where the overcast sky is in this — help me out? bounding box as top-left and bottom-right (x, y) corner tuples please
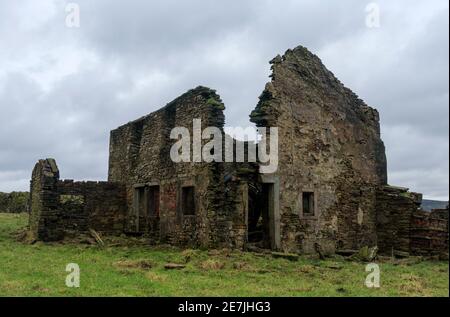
(0, 0), (448, 200)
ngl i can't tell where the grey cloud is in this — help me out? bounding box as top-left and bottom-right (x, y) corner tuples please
(0, 0), (448, 200)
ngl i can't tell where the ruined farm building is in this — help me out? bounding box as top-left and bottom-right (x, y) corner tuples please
(29, 46), (448, 257)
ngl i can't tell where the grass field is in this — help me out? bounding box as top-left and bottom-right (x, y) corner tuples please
(0, 213), (448, 297)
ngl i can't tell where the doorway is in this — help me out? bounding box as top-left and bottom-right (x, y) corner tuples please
(247, 180), (280, 250)
(134, 184), (160, 233)
(147, 185), (160, 218)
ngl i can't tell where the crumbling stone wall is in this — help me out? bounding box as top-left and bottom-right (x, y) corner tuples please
(223, 138), (260, 249)
(29, 159), (126, 241)
(376, 186), (421, 256)
(57, 180), (127, 234)
(410, 207), (448, 257)
(108, 87), (241, 248)
(28, 45), (448, 256)
(250, 46), (387, 253)
(376, 186), (448, 257)
(29, 159), (63, 241)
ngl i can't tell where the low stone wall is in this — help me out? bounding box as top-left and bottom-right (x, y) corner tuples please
(58, 180), (127, 234)
(29, 159), (127, 241)
(29, 161), (448, 255)
(376, 186), (421, 255)
(376, 185), (448, 257)
(0, 191), (29, 213)
(410, 208), (448, 257)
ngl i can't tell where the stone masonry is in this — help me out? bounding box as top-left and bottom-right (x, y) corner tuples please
(28, 45), (448, 257)
(250, 46), (387, 253)
(29, 159), (126, 241)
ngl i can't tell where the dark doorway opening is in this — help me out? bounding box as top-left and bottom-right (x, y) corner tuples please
(146, 185), (160, 241)
(135, 187), (145, 232)
(247, 183), (272, 249)
(134, 185), (160, 234)
(148, 186), (160, 218)
(181, 186), (196, 216)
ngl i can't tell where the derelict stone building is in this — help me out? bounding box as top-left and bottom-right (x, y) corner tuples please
(28, 45), (448, 257)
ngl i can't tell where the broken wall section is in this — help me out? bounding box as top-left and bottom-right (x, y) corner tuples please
(223, 137), (261, 250)
(57, 180), (127, 233)
(410, 207), (448, 257)
(29, 159), (127, 241)
(250, 46), (387, 253)
(376, 186), (449, 258)
(108, 87), (241, 248)
(376, 186), (421, 256)
(29, 159), (62, 241)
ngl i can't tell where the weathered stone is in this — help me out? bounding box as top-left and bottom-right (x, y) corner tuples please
(26, 45), (448, 258)
(376, 186), (448, 257)
(29, 159), (127, 241)
(108, 87), (235, 248)
(250, 45), (387, 253)
(314, 243), (326, 260)
(409, 207), (448, 257)
(164, 263), (186, 270)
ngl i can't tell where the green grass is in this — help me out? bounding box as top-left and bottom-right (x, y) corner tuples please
(0, 213), (448, 297)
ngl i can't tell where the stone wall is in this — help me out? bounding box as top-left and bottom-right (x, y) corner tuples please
(410, 207), (448, 257)
(57, 180), (127, 234)
(375, 186), (421, 256)
(27, 45), (448, 256)
(0, 191), (29, 213)
(250, 46), (387, 253)
(223, 138), (260, 250)
(29, 159), (126, 241)
(108, 86), (243, 248)
(376, 186), (448, 257)
(29, 159), (63, 241)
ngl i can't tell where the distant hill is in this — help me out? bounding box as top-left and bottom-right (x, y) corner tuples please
(421, 199), (449, 212)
